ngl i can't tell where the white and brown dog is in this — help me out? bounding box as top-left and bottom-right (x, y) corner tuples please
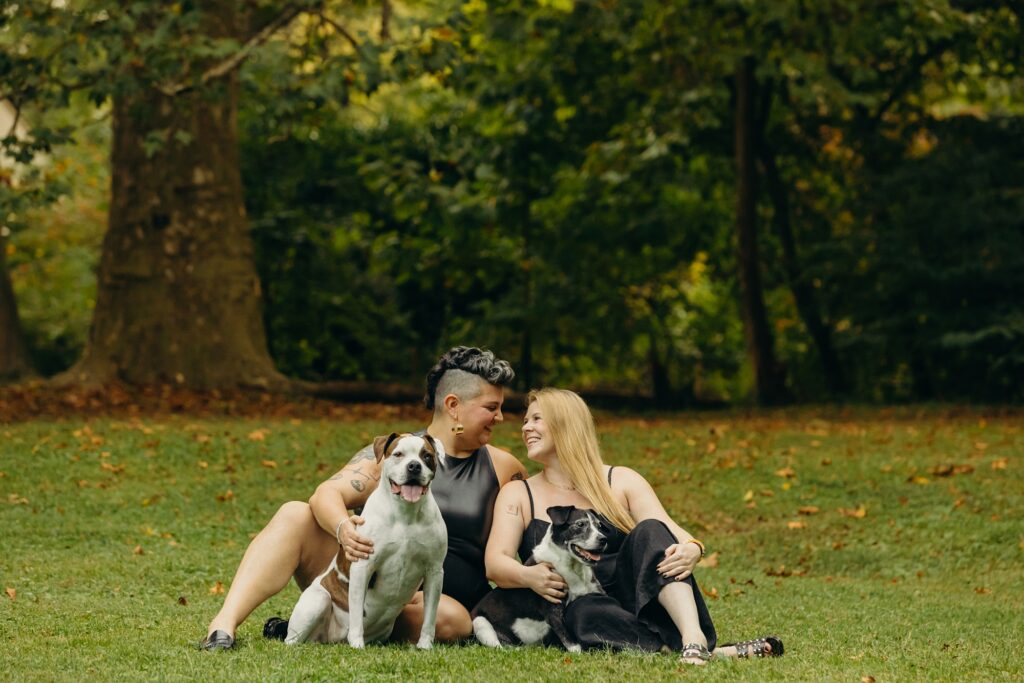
(285, 433), (447, 649)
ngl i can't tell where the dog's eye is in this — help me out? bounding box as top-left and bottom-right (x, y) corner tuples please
(575, 520), (585, 528)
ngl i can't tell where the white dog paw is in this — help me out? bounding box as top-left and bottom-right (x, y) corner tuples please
(416, 637), (433, 650)
(348, 637), (365, 649)
(567, 644), (582, 653)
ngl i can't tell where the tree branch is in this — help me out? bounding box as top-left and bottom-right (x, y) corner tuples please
(380, 0), (392, 40)
(156, 2), (309, 97)
(317, 11), (362, 53)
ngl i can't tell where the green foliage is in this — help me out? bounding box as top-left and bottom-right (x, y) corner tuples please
(4, 0), (1022, 400)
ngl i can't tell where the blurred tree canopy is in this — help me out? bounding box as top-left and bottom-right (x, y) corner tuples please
(2, 0), (1022, 402)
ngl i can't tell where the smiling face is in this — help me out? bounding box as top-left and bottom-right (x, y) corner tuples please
(522, 400), (555, 463)
(373, 434), (446, 504)
(458, 382), (506, 447)
(548, 506), (608, 565)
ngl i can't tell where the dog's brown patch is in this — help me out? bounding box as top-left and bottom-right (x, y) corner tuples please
(320, 550), (352, 610)
(420, 437), (439, 472)
(372, 432), (407, 462)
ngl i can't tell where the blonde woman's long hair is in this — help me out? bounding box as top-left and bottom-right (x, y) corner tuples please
(529, 388), (635, 533)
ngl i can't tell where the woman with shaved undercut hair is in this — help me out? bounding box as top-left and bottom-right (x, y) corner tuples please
(202, 347), (526, 650)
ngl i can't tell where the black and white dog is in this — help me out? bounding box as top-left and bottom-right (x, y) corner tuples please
(285, 433), (447, 649)
(471, 505), (608, 651)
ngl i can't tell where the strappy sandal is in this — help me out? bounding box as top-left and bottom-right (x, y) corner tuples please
(680, 642), (712, 664)
(722, 635), (784, 658)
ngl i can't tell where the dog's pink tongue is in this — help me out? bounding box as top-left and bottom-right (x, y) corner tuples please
(400, 484), (424, 503)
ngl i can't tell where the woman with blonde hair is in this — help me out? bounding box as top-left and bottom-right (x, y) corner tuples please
(484, 388), (782, 664)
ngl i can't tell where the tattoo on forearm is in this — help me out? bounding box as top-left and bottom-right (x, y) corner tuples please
(347, 447), (376, 465)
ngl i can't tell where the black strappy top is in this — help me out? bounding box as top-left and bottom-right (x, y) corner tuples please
(517, 466), (627, 562)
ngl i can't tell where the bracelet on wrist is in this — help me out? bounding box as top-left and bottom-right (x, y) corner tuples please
(685, 538), (706, 558)
(335, 518), (346, 545)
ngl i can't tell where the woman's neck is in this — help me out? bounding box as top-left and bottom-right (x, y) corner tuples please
(426, 422), (476, 458)
(542, 462), (575, 490)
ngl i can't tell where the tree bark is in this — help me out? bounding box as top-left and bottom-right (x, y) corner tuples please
(0, 233), (35, 383)
(734, 57), (788, 405)
(57, 3), (287, 390)
(758, 142), (849, 397)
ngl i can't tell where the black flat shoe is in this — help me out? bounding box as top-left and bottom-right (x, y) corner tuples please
(263, 617), (289, 641)
(200, 629), (235, 651)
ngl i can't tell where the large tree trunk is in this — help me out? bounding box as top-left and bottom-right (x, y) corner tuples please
(734, 57), (788, 405)
(58, 4), (287, 390)
(0, 233), (35, 383)
(759, 142), (848, 397)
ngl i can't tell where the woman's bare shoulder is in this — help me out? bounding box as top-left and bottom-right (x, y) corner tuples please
(488, 444), (529, 485)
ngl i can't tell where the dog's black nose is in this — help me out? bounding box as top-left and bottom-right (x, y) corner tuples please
(406, 461), (422, 475)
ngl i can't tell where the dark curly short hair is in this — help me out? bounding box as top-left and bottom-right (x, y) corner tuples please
(424, 346), (515, 410)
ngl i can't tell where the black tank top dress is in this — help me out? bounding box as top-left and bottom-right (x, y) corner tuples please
(517, 468), (717, 652)
(428, 440), (500, 611)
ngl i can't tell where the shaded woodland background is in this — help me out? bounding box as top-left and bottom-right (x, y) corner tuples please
(2, 0), (1022, 406)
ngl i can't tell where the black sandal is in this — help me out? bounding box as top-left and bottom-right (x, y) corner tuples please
(681, 642), (712, 663)
(199, 629), (235, 651)
(722, 635), (784, 658)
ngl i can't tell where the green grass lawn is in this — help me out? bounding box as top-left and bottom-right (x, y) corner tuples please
(1, 406), (1022, 681)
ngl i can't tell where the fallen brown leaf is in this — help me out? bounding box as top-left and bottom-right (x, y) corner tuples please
(261, 460), (278, 469)
(4, 587), (14, 600)
(216, 490), (234, 502)
(248, 429), (269, 442)
(209, 581), (224, 595)
(703, 586), (719, 599)
(787, 521), (807, 529)
(775, 466), (797, 478)
(133, 545), (144, 555)
(862, 676), (876, 683)
(701, 551), (720, 568)
(991, 458), (1008, 470)
(177, 596), (188, 606)
(7, 494), (28, 505)
(839, 505), (867, 518)
(798, 506), (820, 515)
(974, 586), (991, 595)
(100, 462), (125, 474)
(930, 464), (974, 477)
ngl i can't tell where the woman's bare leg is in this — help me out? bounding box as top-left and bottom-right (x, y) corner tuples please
(389, 593), (472, 643)
(657, 581), (708, 663)
(206, 501), (338, 638)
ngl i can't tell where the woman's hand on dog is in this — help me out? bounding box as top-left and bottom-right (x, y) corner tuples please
(340, 515), (374, 561)
(522, 562), (568, 604)
(657, 543), (701, 581)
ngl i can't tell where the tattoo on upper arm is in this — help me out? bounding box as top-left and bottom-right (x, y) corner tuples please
(511, 471), (525, 481)
(504, 503), (520, 517)
(351, 480), (365, 492)
(347, 446), (376, 466)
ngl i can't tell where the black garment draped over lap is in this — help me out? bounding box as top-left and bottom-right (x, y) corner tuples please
(517, 468), (717, 652)
(426, 437), (500, 610)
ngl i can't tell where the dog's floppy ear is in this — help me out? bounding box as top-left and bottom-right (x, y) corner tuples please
(546, 505), (575, 527)
(423, 435), (447, 466)
(372, 433), (402, 462)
